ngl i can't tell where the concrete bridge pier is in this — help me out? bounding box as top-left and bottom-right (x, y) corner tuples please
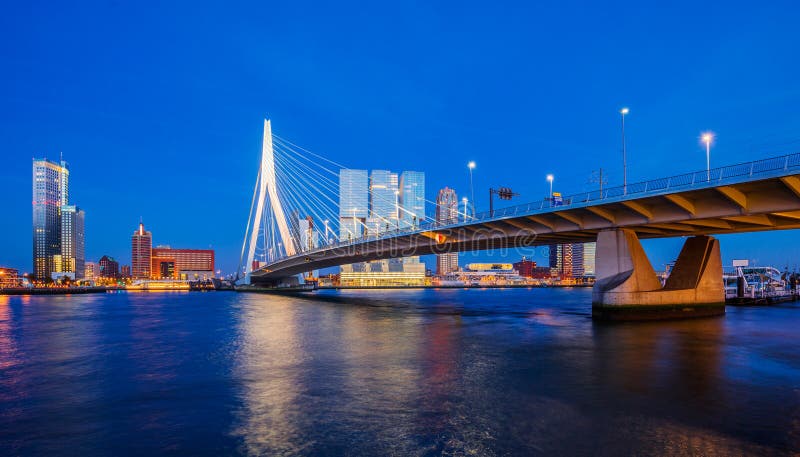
(592, 229), (725, 321)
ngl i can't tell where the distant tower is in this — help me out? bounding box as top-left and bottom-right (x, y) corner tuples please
(32, 157), (70, 281)
(131, 221), (152, 279)
(60, 205), (85, 279)
(435, 187), (459, 275)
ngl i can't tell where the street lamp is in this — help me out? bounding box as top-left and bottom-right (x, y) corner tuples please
(702, 132), (714, 181)
(547, 174), (554, 201)
(620, 107), (629, 194)
(394, 190), (400, 230)
(352, 208), (357, 239)
(468, 161), (476, 217)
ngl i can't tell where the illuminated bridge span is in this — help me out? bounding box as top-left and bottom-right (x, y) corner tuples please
(238, 120), (800, 320)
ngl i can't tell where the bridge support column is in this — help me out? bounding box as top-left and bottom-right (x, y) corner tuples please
(592, 229), (725, 321)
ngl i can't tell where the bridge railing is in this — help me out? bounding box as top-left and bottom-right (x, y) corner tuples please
(269, 152), (800, 265)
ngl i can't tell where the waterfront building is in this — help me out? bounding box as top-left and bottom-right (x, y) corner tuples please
(84, 262), (97, 280)
(400, 171), (425, 228)
(337, 168), (426, 286)
(339, 258), (426, 286)
(98, 255), (119, 279)
(549, 243), (574, 278)
(582, 242), (596, 277)
(150, 247), (215, 280)
(338, 169), (368, 240)
(60, 205), (85, 279)
(435, 187), (459, 275)
(0, 267), (22, 288)
(549, 242), (596, 279)
(131, 221), (152, 279)
(32, 157), (69, 281)
(120, 265), (131, 278)
(436, 263), (526, 286)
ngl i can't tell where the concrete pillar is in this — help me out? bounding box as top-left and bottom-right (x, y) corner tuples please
(592, 229), (725, 321)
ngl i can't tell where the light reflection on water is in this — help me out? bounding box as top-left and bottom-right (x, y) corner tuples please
(1, 289), (800, 455)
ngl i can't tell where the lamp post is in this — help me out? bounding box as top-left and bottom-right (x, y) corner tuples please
(468, 161), (476, 217)
(352, 208), (357, 239)
(547, 174), (554, 201)
(702, 132), (714, 181)
(394, 190), (400, 230)
(620, 107), (629, 194)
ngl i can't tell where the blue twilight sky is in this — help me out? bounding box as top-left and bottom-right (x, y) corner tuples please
(2, 0), (800, 275)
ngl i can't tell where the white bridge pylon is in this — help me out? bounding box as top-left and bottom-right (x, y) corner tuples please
(241, 119), (296, 283)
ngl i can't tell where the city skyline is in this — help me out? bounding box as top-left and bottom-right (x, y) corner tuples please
(3, 1), (800, 274)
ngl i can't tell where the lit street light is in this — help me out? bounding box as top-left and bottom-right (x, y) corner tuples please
(547, 174), (554, 201)
(620, 107), (629, 194)
(702, 132), (714, 181)
(468, 161), (476, 218)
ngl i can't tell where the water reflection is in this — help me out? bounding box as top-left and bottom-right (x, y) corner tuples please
(232, 294), (308, 455)
(2, 290), (800, 455)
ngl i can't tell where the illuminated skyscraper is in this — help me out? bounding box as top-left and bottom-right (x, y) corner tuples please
(32, 157), (69, 281)
(400, 171), (425, 228)
(435, 187), (459, 275)
(339, 169), (368, 240)
(368, 170), (399, 234)
(131, 221), (152, 279)
(60, 205), (85, 278)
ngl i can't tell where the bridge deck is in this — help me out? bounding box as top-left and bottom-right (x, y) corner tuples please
(252, 153), (800, 280)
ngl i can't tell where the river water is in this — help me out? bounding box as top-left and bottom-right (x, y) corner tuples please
(1, 288), (799, 455)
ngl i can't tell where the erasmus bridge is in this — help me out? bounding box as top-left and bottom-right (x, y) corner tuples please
(237, 120), (800, 320)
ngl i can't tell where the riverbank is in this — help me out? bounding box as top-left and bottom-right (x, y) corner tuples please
(0, 286), (110, 295)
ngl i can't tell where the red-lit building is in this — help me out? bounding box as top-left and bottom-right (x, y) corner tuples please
(131, 222), (152, 279)
(0, 267), (22, 288)
(513, 258), (552, 279)
(151, 247), (215, 280)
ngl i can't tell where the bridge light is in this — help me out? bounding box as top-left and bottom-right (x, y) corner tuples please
(620, 107), (629, 115)
(468, 161), (476, 170)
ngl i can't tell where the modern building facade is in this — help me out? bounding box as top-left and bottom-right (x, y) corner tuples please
(98, 255), (119, 279)
(131, 222), (153, 279)
(59, 205), (85, 279)
(337, 168), (426, 286)
(0, 267), (22, 288)
(368, 170), (399, 234)
(150, 247), (215, 280)
(435, 187), (459, 275)
(400, 171), (425, 228)
(32, 158), (69, 280)
(339, 169), (369, 240)
(549, 242), (596, 279)
(84, 262), (97, 280)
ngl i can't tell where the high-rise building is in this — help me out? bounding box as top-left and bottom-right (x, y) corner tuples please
(368, 170), (399, 235)
(337, 168), (426, 286)
(581, 242), (596, 277)
(131, 221), (153, 279)
(550, 242), (595, 279)
(339, 169), (369, 240)
(60, 205), (85, 279)
(435, 187), (459, 275)
(549, 243), (573, 279)
(32, 158), (69, 280)
(400, 171), (425, 228)
(98, 255), (119, 279)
